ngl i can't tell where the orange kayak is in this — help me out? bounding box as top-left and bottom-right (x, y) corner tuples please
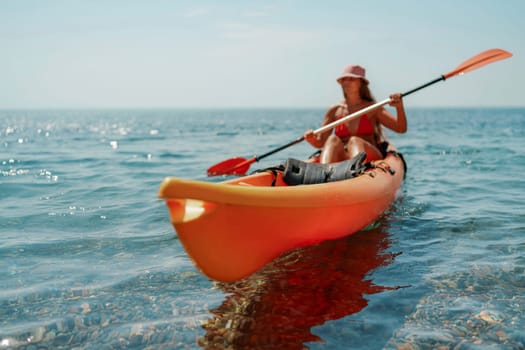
(158, 146), (405, 282)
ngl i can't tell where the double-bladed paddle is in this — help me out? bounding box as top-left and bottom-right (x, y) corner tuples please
(207, 48), (512, 176)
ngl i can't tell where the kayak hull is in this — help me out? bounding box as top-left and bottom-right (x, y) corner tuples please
(158, 147), (405, 282)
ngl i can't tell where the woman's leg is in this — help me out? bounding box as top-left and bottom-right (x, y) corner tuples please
(320, 135), (347, 163)
(346, 136), (383, 161)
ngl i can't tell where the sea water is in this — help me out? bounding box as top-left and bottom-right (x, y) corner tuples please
(1, 108), (524, 349)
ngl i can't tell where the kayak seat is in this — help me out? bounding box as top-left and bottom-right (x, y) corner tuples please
(283, 152), (368, 186)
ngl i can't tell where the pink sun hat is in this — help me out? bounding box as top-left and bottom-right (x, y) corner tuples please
(336, 64), (369, 85)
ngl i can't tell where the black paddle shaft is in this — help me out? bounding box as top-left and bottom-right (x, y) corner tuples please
(402, 75), (446, 98)
(255, 136), (305, 162)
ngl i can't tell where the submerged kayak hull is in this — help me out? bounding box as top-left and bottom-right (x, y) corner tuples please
(158, 147), (405, 282)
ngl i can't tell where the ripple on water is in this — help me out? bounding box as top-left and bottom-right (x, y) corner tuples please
(386, 264), (525, 349)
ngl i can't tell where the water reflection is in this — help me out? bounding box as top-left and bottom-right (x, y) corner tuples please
(198, 224), (400, 349)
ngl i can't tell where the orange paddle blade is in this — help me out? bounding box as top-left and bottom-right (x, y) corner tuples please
(207, 157), (255, 176)
(444, 48), (512, 79)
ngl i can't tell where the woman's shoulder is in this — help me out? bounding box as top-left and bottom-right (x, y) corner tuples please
(325, 102), (345, 115)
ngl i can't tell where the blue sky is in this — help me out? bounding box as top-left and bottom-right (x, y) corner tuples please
(1, 0), (522, 108)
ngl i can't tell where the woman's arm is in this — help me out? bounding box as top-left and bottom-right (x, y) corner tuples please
(304, 104), (339, 148)
(377, 93), (407, 133)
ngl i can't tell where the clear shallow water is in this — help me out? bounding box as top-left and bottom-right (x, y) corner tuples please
(1, 108), (524, 349)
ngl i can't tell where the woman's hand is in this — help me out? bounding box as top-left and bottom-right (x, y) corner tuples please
(304, 129), (317, 146)
(388, 93), (403, 108)
(383, 92), (407, 133)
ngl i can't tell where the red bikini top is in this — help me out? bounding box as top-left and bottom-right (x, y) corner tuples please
(335, 114), (375, 138)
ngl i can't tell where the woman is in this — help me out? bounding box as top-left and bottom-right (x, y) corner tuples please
(304, 64), (407, 163)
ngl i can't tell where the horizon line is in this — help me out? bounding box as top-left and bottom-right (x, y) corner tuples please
(1, 105), (524, 111)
